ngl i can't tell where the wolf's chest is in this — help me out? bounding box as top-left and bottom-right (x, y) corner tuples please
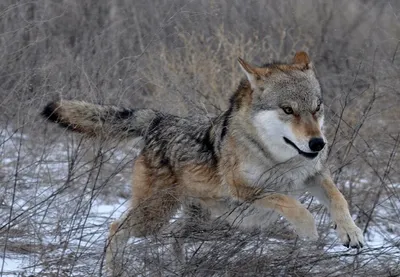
(239, 158), (321, 193)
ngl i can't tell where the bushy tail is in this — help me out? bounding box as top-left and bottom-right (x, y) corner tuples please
(41, 100), (161, 139)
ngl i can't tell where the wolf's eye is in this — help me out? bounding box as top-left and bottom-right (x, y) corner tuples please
(282, 107), (294, 115)
(313, 104), (321, 114)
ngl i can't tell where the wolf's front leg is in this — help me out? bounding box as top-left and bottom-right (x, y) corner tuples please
(250, 193), (319, 240)
(305, 172), (364, 248)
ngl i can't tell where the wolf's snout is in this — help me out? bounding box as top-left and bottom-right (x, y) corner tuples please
(309, 138), (325, 152)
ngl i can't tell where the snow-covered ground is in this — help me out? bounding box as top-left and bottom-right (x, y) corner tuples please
(0, 128), (134, 276)
(1, 128), (399, 276)
(1, 200), (127, 277)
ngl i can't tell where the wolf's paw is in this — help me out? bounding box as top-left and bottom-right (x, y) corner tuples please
(295, 211), (319, 241)
(296, 223), (319, 241)
(335, 221), (364, 249)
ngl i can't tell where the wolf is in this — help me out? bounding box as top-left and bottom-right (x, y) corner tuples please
(41, 51), (364, 270)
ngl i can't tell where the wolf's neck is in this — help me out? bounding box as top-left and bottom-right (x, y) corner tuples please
(205, 79), (253, 158)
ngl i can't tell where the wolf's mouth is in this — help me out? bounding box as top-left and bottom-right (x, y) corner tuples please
(283, 137), (319, 159)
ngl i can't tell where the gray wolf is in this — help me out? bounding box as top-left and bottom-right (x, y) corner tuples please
(41, 51), (364, 270)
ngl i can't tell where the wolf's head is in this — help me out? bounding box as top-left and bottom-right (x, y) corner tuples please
(236, 52), (325, 162)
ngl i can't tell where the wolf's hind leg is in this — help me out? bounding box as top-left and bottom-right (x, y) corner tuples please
(106, 213), (134, 275)
(106, 155), (180, 274)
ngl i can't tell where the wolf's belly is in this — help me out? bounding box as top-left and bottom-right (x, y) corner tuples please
(201, 198), (280, 230)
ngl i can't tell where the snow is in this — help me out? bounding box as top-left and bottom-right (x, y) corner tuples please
(1, 257), (25, 273)
(0, 129), (135, 276)
(1, 129), (399, 276)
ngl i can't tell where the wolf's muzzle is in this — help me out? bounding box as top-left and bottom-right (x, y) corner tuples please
(283, 137), (319, 159)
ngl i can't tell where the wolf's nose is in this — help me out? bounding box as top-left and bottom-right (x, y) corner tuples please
(309, 138), (325, 152)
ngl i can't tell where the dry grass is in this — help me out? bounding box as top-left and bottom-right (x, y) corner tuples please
(0, 0), (399, 276)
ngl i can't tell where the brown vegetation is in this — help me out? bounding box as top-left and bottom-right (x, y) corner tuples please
(0, 0), (399, 276)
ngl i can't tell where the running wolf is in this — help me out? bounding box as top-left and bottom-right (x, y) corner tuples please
(41, 51), (364, 268)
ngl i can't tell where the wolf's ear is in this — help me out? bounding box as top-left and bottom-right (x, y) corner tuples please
(293, 51), (312, 69)
(238, 57), (260, 88)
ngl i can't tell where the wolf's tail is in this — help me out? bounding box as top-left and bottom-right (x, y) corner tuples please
(41, 100), (161, 139)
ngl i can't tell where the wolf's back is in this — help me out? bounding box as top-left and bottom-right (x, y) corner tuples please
(41, 100), (160, 139)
